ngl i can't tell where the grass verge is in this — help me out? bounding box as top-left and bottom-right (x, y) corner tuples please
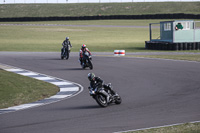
(0, 2), (200, 18)
(0, 69), (59, 109)
(1, 20), (200, 53)
(126, 54), (200, 62)
(126, 122), (200, 133)
(0, 20), (150, 52)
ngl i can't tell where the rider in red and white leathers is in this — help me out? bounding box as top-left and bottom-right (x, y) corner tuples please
(79, 44), (92, 65)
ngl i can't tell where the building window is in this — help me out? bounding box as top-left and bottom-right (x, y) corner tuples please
(164, 23), (171, 31)
(178, 22), (190, 30)
(185, 22), (190, 30)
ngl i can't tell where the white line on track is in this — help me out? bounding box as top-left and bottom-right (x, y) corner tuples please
(60, 87), (79, 92)
(18, 72), (38, 76)
(33, 77), (55, 80)
(50, 81), (73, 86)
(5, 68), (24, 72)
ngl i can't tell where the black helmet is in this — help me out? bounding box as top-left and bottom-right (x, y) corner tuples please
(88, 73), (95, 81)
(66, 37), (69, 40)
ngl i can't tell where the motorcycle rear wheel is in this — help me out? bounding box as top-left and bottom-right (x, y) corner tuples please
(61, 49), (64, 59)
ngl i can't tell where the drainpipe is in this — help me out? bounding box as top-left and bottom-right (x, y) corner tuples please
(194, 21), (195, 42)
(173, 22), (175, 43)
(149, 23), (152, 42)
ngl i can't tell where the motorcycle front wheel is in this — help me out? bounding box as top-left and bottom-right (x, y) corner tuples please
(81, 63), (85, 69)
(61, 49), (64, 59)
(88, 60), (93, 70)
(66, 51), (69, 60)
(95, 94), (108, 107)
(115, 95), (122, 104)
(61, 55), (64, 59)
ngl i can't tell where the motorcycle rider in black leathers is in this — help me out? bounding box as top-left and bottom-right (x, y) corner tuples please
(61, 37), (72, 56)
(87, 73), (117, 96)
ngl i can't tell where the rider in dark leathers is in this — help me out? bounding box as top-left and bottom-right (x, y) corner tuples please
(61, 37), (72, 56)
(88, 73), (116, 95)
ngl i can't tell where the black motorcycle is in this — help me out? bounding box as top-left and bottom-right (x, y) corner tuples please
(61, 46), (70, 60)
(89, 83), (122, 107)
(81, 51), (93, 69)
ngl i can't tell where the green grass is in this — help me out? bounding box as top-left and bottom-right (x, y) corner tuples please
(0, 20), (152, 52)
(0, 2), (200, 18)
(126, 54), (200, 62)
(127, 122), (200, 133)
(1, 20), (200, 53)
(0, 69), (59, 109)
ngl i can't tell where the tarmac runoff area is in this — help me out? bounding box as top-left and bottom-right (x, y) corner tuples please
(0, 63), (83, 115)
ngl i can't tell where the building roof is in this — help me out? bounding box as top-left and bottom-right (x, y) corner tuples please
(160, 20), (194, 23)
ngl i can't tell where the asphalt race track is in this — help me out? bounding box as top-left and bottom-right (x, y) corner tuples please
(0, 52), (200, 133)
